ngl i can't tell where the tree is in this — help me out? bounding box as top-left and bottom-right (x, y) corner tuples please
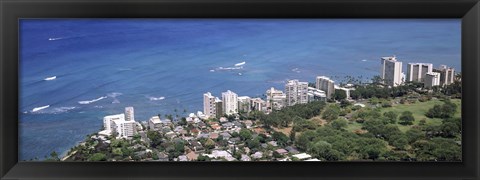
(425, 101), (457, 119)
(174, 141), (185, 153)
(246, 138), (260, 149)
(289, 130), (296, 142)
(272, 131), (289, 146)
(322, 105), (340, 121)
(197, 155), (210, 161)
(239, 129), (253, 140)
(383, 111), (398, 124)
(204, 138), (216, 149)
(88, 153), (107, 161)
(405, 128), (424, 144)
(147, 130), (163, 148)
(308, 141), (343, 161)
(363, 119), (385, 137)
(333, 89), (347, 100)
(331, 119), (348, 130)
(440, 122), (460, 138)
(391, 135), (408, 150)
(399, 111), (415, 125)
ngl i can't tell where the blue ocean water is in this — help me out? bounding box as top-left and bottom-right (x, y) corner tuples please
(19, 19), (461, 160)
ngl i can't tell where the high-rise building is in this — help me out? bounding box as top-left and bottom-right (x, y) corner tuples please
(285, 80), (308, 106)
(266, 87), (286, 111)
(380, 56), (403, 87)
(315, 76), (335, 99)
(103, 112), (136, 138)
(406, 63), (433, 82)
(424, 72), (441, 88)
(222, 90), (238, 115)
(238, 96), (251, 113)
(125, 107), (135, 122)
(215, 97), (223, 119)
(203, 92), (216, 118)
(433, 65), (455, 86)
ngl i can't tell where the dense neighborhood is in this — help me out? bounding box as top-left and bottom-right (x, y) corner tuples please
(52, 56), (462, 162)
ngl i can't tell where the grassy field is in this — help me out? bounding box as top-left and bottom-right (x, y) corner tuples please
(379, 98), (461, 132)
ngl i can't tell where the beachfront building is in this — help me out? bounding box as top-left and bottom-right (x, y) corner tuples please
(406, 63), (433, 82)
(433, 65), (455, 86)
(103, 114), (125, 133)
(285, 80), (308, 106)
(307, 87), (327, 102)
(222, 90), (238, 115)
(203, 92), (217, 119)
(112, 119), (137, 138)
(250, 98), (267, 112)
(266, 87), (287, 112)
(215, 97), (223, 119)
(125, 107), (135, 122)
(380, 56), (403, 87)
(424, 72), (441, 88)
(238, 96), (251, 113)
(315, 76), (335, 99)
(101, 109), (137, 139)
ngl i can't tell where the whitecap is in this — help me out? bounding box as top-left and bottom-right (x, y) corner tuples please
(149, 96), (165, 101)
(48, 37), (63, 41)
(29, 106), (76, 114)
(78, 96), (107, 105)
(107, 92), (123, 98)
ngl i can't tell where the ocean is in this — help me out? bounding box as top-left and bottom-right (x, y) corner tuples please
(19, 19), (461, 160)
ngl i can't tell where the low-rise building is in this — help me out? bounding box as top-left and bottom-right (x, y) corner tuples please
(266, 87), (287, 111)
(250, 98), (267, 112)
(307, 87), (327, 102)
(424, 72), (441, 88)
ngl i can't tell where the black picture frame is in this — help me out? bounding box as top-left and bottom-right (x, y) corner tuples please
(1, 0), (479, 180)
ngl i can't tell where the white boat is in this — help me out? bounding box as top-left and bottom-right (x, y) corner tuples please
(44, 76), (57, 81)
(234, 61), (246, 67)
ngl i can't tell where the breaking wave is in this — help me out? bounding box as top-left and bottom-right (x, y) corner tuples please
(148, 96), (165, 101)
(27, 106), (76, 114)
(78, 96), (107, 105)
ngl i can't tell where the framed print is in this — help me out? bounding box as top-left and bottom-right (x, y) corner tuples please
(1, 0), (479, 180)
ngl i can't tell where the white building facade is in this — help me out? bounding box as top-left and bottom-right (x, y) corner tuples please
(222, 90), (238, 115)
(424, 72), (441, 88)
(266, 87), (287, 111)
(203, 92), (217, 118)
(433, 65), (455, 86)
(102, 108), (137, 139)
(380, 56), (403, 87)
(237, 96), (251, 113)
(406, 63), (433, 82)
(315, 76), (335, 99)
(285, 80), (309, 106)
